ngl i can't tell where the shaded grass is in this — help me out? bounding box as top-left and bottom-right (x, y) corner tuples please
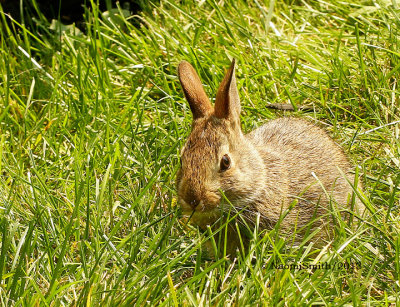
(0, 0), (399, 305)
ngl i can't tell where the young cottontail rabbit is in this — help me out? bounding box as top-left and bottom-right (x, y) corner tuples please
(176, 59), (362, 252)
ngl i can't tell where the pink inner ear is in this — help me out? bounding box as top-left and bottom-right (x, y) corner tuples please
(178, 61), (213, 119)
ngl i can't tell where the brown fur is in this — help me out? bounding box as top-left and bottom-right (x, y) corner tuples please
(176, 60), (363, 254)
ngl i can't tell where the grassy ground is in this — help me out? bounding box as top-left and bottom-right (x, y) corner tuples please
(0, 0), (399, 305)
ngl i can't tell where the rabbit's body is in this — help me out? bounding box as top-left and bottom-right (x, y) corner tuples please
(176, 59), (362, 252)
(247, 117), (360, 240)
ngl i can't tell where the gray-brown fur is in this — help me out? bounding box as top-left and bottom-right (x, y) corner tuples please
(176, 59), (363, 253)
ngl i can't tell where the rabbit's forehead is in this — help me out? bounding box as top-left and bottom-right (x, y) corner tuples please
(181, 121), (229, 160)
(182, 132), (221, 158)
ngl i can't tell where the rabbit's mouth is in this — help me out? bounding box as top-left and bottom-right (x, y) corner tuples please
(181, 207), (222, 228)
(180, 199), (218, 212)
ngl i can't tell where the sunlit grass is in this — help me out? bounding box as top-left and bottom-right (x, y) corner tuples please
(0, 0), (399, 305)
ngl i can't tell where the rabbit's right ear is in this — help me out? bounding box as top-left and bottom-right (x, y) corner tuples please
(214, 59), (241, 127)
(178, 61), (213, 119)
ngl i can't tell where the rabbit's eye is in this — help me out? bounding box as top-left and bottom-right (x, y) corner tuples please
(220, 154), (231, 172)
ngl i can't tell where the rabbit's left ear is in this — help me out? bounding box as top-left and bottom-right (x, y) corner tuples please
(178, 61), (213, 120)
(214, 59), (241, 126)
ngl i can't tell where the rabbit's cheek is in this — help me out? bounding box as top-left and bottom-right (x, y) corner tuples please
(202, 192), (221, 209)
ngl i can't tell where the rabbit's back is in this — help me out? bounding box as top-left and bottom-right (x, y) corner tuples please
(249, 117), (351, 175)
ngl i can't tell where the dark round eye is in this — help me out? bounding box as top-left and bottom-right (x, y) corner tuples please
(220, 154), (231, 172)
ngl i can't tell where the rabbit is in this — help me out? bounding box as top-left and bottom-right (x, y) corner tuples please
(176, 59), (363, 254)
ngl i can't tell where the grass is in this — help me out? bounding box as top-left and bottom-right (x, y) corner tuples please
(0, 0), (399, 305)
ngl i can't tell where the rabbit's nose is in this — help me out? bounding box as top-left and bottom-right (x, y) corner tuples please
(184, 188), (201, 209)
(189, 198), (200, 208)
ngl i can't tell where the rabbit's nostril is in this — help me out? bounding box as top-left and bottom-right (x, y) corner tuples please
(183, 185), (201, 209)
(189, 198), (199, 208)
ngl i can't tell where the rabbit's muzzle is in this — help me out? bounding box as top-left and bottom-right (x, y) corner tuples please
(178, 180), (221, 213)
(182, 185), (201, 209)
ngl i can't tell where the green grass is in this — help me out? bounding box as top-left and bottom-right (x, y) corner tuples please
(0, 0), (399, 305)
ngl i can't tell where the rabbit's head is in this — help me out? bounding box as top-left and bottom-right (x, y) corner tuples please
(176, 60), (267, 227)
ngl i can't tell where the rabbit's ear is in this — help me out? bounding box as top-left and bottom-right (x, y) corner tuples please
(178, 61), (213, 119)
(214, 59), (240, 125)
